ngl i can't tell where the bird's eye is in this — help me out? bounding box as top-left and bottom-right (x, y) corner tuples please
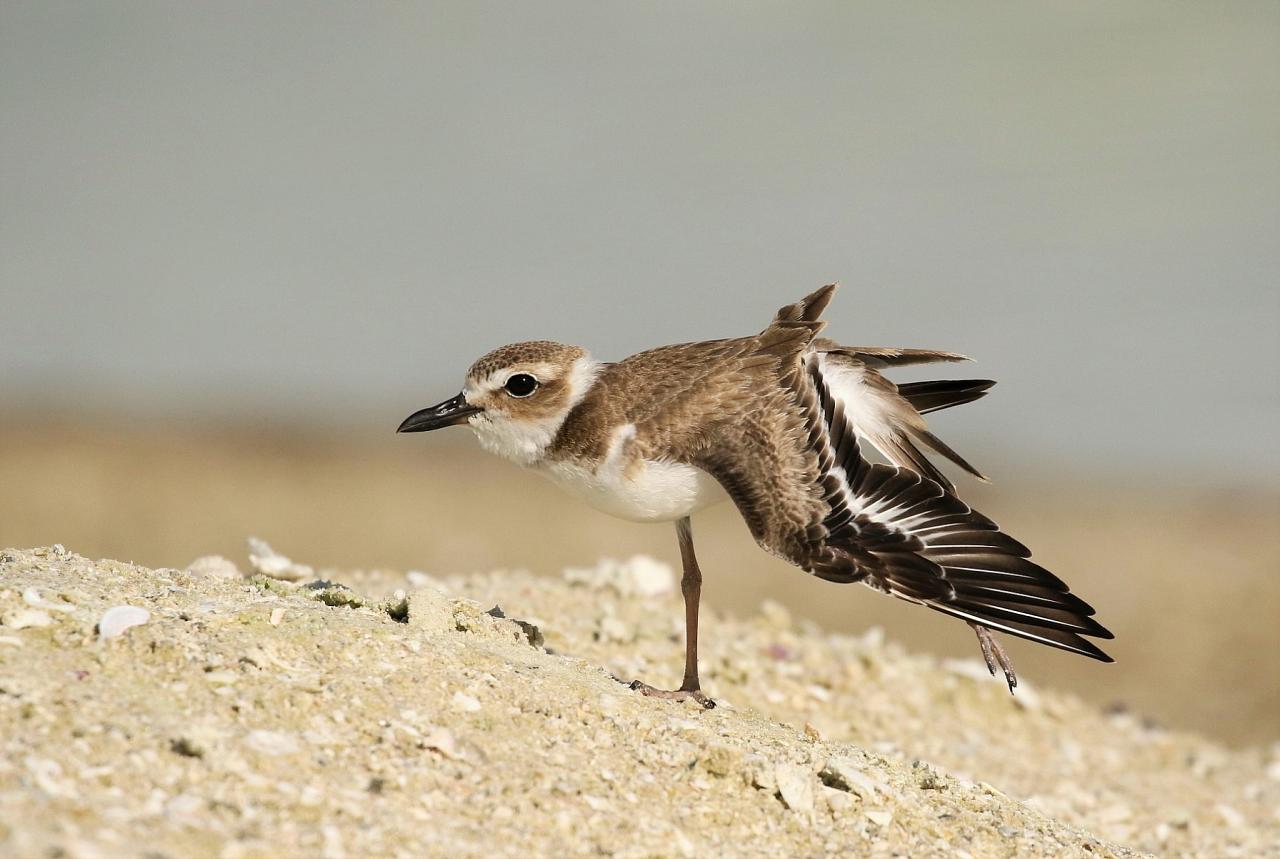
(504, 373), (539, 398)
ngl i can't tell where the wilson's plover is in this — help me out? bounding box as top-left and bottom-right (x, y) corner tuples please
(399, 285), (1112, 706)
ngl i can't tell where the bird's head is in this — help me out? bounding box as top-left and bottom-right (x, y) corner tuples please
(397, 340), (600, 465)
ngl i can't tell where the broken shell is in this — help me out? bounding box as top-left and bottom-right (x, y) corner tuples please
(98, 605), (151, 640)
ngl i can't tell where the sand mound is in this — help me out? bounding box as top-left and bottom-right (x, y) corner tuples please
(1, 546), (1276, 858)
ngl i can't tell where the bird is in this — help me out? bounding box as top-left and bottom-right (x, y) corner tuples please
(398, 285), (1113, 707)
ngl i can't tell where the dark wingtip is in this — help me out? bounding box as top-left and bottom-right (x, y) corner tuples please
(898, 379), (997, 415)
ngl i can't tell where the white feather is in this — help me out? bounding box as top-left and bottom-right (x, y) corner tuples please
(817, 355), (901, 462)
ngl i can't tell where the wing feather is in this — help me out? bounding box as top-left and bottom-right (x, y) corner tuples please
(801, 354), (1113, 661)
(676, 286), (1112, 664)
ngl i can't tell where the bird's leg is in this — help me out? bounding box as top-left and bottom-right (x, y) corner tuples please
(628, 517), (715, 709)
(971, 623), (1017, 693)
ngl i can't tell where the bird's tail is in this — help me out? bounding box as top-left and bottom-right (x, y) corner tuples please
(897, 379), (996, 415)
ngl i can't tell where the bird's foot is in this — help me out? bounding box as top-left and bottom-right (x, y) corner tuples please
(626, 679), (716, 709)
(972, 624), (1017, 694)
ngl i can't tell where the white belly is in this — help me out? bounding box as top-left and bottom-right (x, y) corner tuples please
(539, 457), (728, 523)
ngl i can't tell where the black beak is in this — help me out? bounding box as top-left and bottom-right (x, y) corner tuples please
(397, 393), (482, 433)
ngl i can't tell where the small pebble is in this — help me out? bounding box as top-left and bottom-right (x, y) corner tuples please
(4, 609), (53, 630)
(820, 757), (882, 799)
(164, 793), (205, 825)
(865, 809), (893, 827)
(423, 727), (461, 759)
(745, 755), (777, 792)
(204, 670), (239, 686)
(98, 605), (150, 640)
(912, 760), (948, 791)
(269, 608), (286, 627)
(562, 556), (674, 597)
(247, 537), (313, 581)
(1215, 804), (1245, 828)
(186, 555), (243, 580)
(823, 787), (854, 813)
(620, 555), (675, 597)
(805, 684), (831, 702)
(406, 570), (448, 591)
(245, 730), (300, 756)
(452, 691), (481, 712)
(598, 615), (631, 643)
(774, 763), (815, 816)
(702, 744), (741, 777)
(23, 587), (76, 613)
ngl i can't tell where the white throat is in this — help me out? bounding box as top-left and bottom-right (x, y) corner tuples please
(466, 355), (601, 466)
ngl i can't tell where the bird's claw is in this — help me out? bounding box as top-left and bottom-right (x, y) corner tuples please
(627, 679), (716, 709)
(972, 624), (1018, 694)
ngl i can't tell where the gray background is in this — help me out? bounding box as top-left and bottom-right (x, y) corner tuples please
(3, 2), (1277, 484)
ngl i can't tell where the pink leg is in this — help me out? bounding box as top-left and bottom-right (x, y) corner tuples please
(628, 517), (715, 709)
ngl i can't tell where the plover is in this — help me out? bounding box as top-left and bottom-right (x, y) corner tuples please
(399, 285), (1112, 706)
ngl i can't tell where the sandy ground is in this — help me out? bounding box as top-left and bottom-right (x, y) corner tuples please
(2, 546), (1277, 858)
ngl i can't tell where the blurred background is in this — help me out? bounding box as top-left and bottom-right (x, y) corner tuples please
(2, 3), (1276, 745)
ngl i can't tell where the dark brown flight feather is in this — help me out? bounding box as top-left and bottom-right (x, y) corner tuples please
(896, 379), (996, 415)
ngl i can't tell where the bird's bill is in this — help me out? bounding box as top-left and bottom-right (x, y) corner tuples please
(396, 393), (481, 433)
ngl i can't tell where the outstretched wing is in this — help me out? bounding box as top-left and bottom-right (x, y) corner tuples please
(688, 288), (1113, 662)
(801, 353), (1112, 660)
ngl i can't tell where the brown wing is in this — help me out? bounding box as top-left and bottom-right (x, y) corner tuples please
(684, 289), (1114, 662)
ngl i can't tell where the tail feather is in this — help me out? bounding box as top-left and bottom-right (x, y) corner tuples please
(909, 428), (989, 482)
(813, 340), (971, 367)
(897, 379), (995, 414)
